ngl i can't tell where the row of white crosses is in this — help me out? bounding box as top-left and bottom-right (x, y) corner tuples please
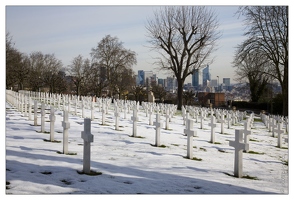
(261, 113), (288, 147)
(6, 90), (288, 177)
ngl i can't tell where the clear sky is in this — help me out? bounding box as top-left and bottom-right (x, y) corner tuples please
(4, 0), (289, 84)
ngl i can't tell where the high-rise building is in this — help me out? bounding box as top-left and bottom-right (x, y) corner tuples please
(138, 70), (144, 85)
(223, 78), (230, 86)
(202, 65), (211, 86)
(210, 79), (217, 87)
(192, 69), (199, 88)
(144, 71), (154, 86)
(166, 76), (177, 92)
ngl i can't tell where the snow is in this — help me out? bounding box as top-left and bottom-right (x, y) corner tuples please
(5, 100), (290, 196)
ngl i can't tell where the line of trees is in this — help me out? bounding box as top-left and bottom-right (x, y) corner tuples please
(6, 33), (138, 98)
(6, 33), (67, 93)
(233, 6), (288, 116)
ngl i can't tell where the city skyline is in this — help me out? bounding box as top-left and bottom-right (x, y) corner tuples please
(5, 1), (288, 85)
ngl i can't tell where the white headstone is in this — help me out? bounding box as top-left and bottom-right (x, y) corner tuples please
(273, 122), (285, 148)
(229, 130), (249, 178)
(131, 104), (139, 137)
(40, 103), (45, 133)
(242, 121), (251, 153)
(227, 113), (232, 129)
(62, 110), (70, 154)
(165, 109), (170, 130)
(114, 106), (120, 131)
(154, 113), (162, 147)
(91, 101), (94, 121)
(81, 118), (94, 174)
(208, 115), (217, 143)
(184, 119), (197, 159)
(49, 106), (56, 142)
(34, 100), (38, 126)
(219, 114), (225, 134)
(28, 97), (32, 121)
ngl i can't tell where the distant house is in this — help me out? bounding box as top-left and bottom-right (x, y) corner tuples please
(197, 92), (225, 107)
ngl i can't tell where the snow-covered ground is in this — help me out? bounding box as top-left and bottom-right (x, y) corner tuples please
(5, 101), (289, 195)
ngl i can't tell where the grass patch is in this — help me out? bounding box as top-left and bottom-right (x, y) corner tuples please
(249, 138), (259, 142)
(254, 118), (263, 122)
(242, 175), (259, 180)
(56, 151), (77, 155)
(223, 172), (258, 180)
(275, 146), (288, 149)
(282, 160), (288, 166)
(129, 135), (145, 139)
(218, 149), (227, 153)
(43, 139), (61, 143)
(6, 181), (10, 190)
(209, 141), (222, 145)
(247, 150), (264, 155)
(60, 179), (72, 185)
(40, 171), (52, 175)
(77, 170), (102, 176)
(150, 144), (167, 148)
(183, 156), (202, 161)
(200, 147), (207, 152)
(35, 130), (50, 133)
(171, 143), (179, 146)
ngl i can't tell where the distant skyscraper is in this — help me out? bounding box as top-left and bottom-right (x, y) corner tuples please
(210, 79), (217, 87)
(223, 78), (230, 86)
(202, 65), (211, 86)
(138, 70), (144, 85)
(144, 71), (154, 86)
(192, 69), (199, 88)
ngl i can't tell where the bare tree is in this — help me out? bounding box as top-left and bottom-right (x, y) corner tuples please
(68, 55), (90, 96)
(236, 6), (288, 116)
(146, 6), (220, 110)
(91, 35), (137, 97)
(42, 54), (63, 93)
(233, 47), (273, 102)
(6, 33), (30, 90)
(27, 51), (47, 91)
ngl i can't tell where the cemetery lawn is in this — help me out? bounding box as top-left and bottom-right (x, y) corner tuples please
(5, 102), (288, 194)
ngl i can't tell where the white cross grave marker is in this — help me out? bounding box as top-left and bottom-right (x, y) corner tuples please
(28, 97), (32, 121)
(184, 119), (197, 159)
(208, 115), (217, 143)
(82, 100), (85, 118)
(62, 110), (70, 154)
(49, 106), (56, 142)
(34, 100), (38, 126)
(165, 109), (170, 130)
(154, 113), (163, 147)
(149, 106), (153, 126)
(81, 118), (94, 174)
(227, 113), (232, 129)
(242, 121), (251, 153)
(219, 114), (225, 134)
(40, 103), (45, 133)
(91, 101), (94, 121)
(101, 103), (106, 125)
(200, 110), (204, 129)
(229, 130), (249, 178)
(131, 104), (139, 137)
(273, 122), (285, 148)
(114, 106), (120, 131)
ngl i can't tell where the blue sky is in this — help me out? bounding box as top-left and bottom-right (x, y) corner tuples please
(4, 1), (289, 84)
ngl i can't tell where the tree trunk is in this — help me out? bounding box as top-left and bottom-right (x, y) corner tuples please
(177, 80), (183, 110)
